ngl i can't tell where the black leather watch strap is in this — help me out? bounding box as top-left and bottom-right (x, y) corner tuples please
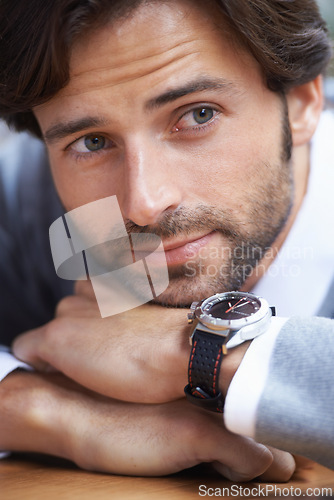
(184, 329), (228, 413)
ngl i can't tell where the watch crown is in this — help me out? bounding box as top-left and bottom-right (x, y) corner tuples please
(187, 313), (195, 324)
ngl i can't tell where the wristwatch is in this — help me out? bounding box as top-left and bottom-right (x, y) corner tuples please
(184, 291), (275, 413)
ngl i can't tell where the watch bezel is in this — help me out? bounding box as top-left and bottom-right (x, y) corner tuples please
(193, 291), (270, 331)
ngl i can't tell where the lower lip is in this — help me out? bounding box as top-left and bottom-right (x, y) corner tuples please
(163, 232), (216, 266)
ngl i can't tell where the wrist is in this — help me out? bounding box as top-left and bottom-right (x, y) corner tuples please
(184, 291), (274, 413)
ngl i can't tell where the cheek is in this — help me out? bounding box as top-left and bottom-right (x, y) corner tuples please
(184, 133), (276, 198)
(49, 156), (115, 211)
(180, 112), (283, 216)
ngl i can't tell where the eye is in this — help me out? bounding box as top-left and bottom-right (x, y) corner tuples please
(84, 135), (106, 151)
(172, 106), (218, 132)
(68, 134), (113, 154)
(192, 108), (214, 124)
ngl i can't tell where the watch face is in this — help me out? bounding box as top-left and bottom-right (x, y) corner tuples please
(208, 295), (261, 320)
(194, 291), (268, 330)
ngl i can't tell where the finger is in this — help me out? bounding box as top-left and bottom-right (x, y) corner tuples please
(12, 327), (53, 371)
(257, 447), (295, 482)
(12, 304), (189, 403)
(211, 436), (273, 482)
(188, 409), (275, 482)
(91, 401), (276, 478)
(12, 316), (116, 393)
(55, 294), (100, 318)
(12, 318), (82, 371)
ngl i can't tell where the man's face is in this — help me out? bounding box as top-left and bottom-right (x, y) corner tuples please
(34, 0), (293, 306)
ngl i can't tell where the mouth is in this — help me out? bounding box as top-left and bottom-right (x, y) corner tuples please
(129, 231), (217, 268)
(161, 231), (216, 266)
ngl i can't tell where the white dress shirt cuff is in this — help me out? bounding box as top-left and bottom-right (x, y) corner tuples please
(0, 347), (33, 382)
(224, 316), (289, 438)
(0, 347), (33, 459)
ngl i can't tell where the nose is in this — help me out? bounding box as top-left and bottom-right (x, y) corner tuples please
(118, 138), (183, 227)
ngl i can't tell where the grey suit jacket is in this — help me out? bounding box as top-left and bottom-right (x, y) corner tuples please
(0, 129), (73, 345)
(255, 312), (334, 470)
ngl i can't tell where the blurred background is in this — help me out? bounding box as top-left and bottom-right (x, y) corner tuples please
(318, 0), (334, 104)
(318, 0), (334, 43)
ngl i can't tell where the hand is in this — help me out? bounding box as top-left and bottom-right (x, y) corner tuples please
(9, 285), (295, 482)
(13, 281), (189, 403)
(0, 370), (295, 481)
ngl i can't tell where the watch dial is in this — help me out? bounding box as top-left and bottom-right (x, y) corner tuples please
(208, 296), (261, 320)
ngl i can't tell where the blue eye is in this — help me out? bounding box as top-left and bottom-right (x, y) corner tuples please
(84, 135), (106, 151)
(172, 106), (219, 133)
(193, 108), (214, 124)
(68, 134), (113, 156)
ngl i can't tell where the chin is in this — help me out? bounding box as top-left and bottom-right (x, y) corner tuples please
(153, 275), (235, 308)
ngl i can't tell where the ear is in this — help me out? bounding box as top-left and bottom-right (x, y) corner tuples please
(286, 75), (324, 147)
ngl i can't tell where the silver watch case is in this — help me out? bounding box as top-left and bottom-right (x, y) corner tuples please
(188, 291), (272, 349)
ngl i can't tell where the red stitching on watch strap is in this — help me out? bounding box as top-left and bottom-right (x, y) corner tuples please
(212, 347), (222, 395)
(188, 339), (197, 388)
(192, 388), (206, 399)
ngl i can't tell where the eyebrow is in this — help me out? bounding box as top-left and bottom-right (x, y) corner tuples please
(145, 77), (239, 110)
(44, 117), (109, 144)
(44, 77), (239, 144)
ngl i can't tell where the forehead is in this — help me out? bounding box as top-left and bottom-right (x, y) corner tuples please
(62, 0), (255, 97)
(34, 0), (266, 130)
(71, 0), (228, 65)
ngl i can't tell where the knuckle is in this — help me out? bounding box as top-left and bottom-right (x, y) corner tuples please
(55, 295), (90, 317)
(54, 296), (74, 317)
(43, 317), (69, 347)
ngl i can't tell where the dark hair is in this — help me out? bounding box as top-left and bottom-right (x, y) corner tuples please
(0, 0), (332, 137)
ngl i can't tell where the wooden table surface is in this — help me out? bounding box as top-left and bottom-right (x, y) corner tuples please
(1, 454), (333, 499)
